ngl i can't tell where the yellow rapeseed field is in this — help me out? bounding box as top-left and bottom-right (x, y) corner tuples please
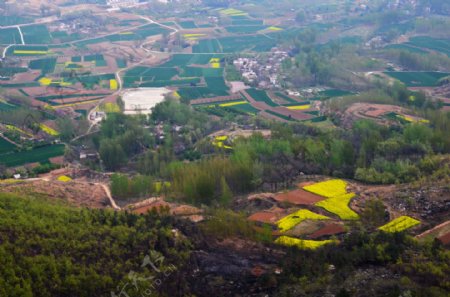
(57, 176), (72, 182)
(276, 209), (330, 232)
(378, 216), (420, 233)
(219, 101), (247, 107)
(14, 50), (48, 55)
(287, 105), (310, 110)
(315, 193), (359, 220)
(40, 124), (59, 136)
(267, 26), (283, 31)
(110, 79), (118, 90)
(275, 236), (338, 250)
(303, 179), (348, 198)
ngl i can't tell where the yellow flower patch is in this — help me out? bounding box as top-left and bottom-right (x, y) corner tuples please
(14, 50), (48, 55)
(378, 216), (420, 233)
(286, 105), (310, 110)
(303, 179), (348, 198)
(40, 124), (59, 136)
(57, 175), (72, 182)
(219, 101), (247, 107)
(39, 77), (52, 86)
(267, 26), (283, 31)
(276, 209), (330, 232)
(315, 193), (359, 220)
(6, 125), (33, 137)
(275, 236), (337, 250)
(110, 79), (118, 90)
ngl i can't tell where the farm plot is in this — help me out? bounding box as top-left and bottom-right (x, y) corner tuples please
(0, 100), (19, 111)
(303, 179), (348, 198)
(0, 138), (16, 154)
(274, 189), (325, 205)
(0, 144), (65, 167)
(384, 44), (428, 54)
(225, 25), (267, 34)
(384, 71), (449, 87)
(0, 15), (33, 26)
(22, 25), (52, 44)
(116, 58), (127, 68)
(0, 67), (28, 77)
(180, 67), (223, 78)
(140, 78), (200, 88)
(75, 24), (169, 46)
(277, 209), (330, 232)
(67, 73), (115, 88)
(407, 36), (450, 57)
(378, 216), (420, 233)
(231, 19), (264, 26)
(246, 88), (278, 106)
(178, 87), (215, 101)
(275, 236), (337, 250)
(303, 179), (359, 220)
(0, 28), (21, 44)
(274, 92), (299, 103)
(123, 67), (178, 87)
(178, 21), (198, 29)
(192, 39), (222, 53)
(312, 89), (354, 100)
(205, 77), (228, 94)
(219, 35), (276, 53)
(29, 58), (57, 75)
(6, 45), (49, 56)
(315, 193), (359, 220)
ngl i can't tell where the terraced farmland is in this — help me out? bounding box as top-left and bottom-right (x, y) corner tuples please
(0, 144), (65, 167)
(384, 71), (450, 87)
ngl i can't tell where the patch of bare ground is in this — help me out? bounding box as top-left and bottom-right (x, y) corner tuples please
(0, 180), (110, 208)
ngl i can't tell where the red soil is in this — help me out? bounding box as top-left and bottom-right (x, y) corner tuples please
(274, 189), (325, 205)
(308, 223), (346, 239)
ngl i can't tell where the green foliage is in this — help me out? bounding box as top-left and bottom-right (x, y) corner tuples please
(110, 173), (155, 200)
(0, 192), (191, 297)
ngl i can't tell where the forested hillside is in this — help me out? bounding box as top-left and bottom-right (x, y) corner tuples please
(0, 193), (192, 297)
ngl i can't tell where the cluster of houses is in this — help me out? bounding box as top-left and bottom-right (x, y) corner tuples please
(233, 49), (289, 89)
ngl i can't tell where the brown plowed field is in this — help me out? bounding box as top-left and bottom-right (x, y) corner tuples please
(308, 223), (346, 239)
(274, 189), (325, 205)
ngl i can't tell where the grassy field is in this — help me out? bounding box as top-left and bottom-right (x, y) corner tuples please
(6, 45), (49, 56)
(384, 71), (450, 87)
(0, 100), (19, 111)
(0, 138), (16, 155)
(178, 21), (197, 29)
(123, 67), (178, 87)
(225, 25), (267, 34)
(0, 15), (33, 26)
(0, 27), (21, 44)
(205, 77), (228, 94)
(22, 25), (52, 44)
(180, 67), (223, 77)
(193, 39), (222, 53)
(0, 144), (65, 167)
(0, 67), (28, 77)
(407, 36), (450, 57)
(246, 88), (278, 106)
(219, 35), (276, 52)
(29, 58), (57, 75)
(384, 44), (428, 54)
(115, 58), (127, 68)
(231, 19), (263, 26)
